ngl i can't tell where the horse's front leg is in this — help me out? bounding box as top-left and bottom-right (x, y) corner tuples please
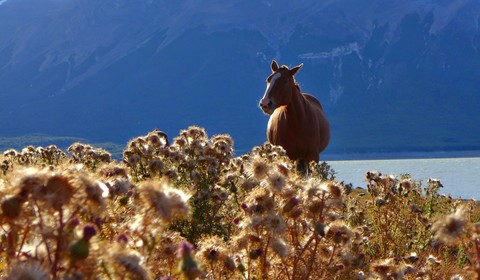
(295, 159), (308, 177)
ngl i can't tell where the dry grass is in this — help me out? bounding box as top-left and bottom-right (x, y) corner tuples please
(0, 126), (479, 279)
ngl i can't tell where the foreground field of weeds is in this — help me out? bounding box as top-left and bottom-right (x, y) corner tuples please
(0, 126), (479, 279)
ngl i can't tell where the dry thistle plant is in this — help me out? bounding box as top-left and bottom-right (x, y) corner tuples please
(0, 126), (479, 279)
(68, 142), (112, 171)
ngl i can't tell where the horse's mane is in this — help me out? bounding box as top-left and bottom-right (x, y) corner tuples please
(295, 83), (301, 92)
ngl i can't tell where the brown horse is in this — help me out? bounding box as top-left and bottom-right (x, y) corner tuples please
(259, 60), (330, 170)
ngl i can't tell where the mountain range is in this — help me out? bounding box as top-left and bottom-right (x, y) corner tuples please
(1, 0), (479, 157)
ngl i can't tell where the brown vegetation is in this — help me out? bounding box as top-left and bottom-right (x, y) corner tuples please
(0, 126), (479, 279)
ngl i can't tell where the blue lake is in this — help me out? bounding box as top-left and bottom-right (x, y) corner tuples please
(327, 157), (480, 200)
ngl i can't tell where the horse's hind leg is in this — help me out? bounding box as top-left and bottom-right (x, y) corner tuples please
(295, 159), (308, 177)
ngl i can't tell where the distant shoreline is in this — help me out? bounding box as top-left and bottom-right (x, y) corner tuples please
(323, 150), (480, 161)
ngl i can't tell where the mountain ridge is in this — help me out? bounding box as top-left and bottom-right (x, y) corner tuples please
(0, 0), (479, 156)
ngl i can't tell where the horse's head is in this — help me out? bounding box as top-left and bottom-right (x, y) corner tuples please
(259, 60), (303, 115)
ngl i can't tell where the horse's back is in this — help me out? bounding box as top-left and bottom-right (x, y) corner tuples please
(303, 93), (323, 110)
(302, 93), (330, 159)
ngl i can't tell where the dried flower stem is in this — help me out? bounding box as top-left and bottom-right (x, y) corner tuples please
(307, 236), (320, 279)
(317, 192), (327, 223)
(292, 234), (315, 279)
(34, 201), (54, 265)
(277, 257), (292, 280)
(16, 225), (31, 258)
(51, 208), (65, 278)
(260, 236), (271, 278)
(474, 239), (480, 280)
(6, 229), (16, 263)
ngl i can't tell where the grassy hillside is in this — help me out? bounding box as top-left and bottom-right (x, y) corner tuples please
(0, 126), (479, 279)
(0, 134), (125, 159)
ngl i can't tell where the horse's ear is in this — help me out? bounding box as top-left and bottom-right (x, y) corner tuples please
(271, 60), (279, 72)
(290, 63), (303, 76)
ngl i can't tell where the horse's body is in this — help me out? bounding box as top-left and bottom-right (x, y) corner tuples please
(259, 60), (330, 166)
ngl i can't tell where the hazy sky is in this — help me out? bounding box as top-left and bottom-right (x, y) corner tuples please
(0, 0), (8, 6)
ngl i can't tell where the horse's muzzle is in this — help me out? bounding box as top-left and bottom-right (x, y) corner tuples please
(259, 99), (274, 115)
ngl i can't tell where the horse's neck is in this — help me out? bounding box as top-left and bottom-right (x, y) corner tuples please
(288, 86), (307, 117)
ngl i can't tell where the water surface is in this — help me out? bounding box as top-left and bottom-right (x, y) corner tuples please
(328, 157), (480, 200)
